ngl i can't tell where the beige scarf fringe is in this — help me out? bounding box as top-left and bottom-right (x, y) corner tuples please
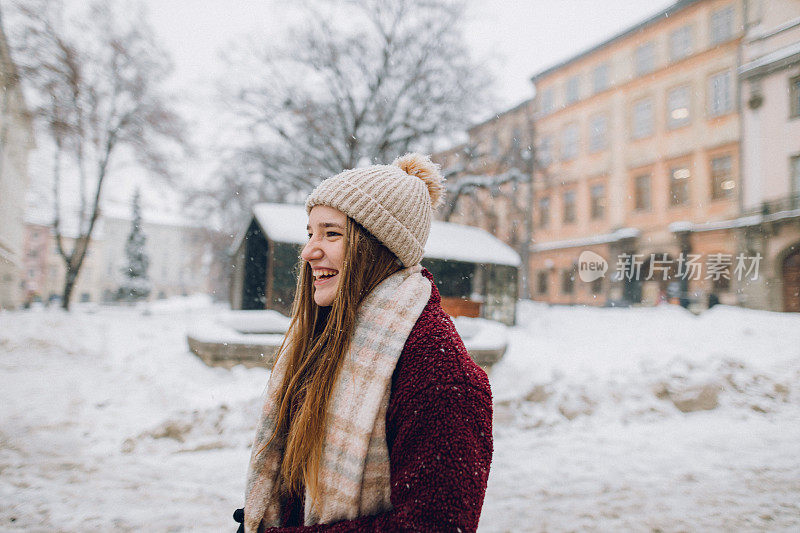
(243, 265), (431, 532)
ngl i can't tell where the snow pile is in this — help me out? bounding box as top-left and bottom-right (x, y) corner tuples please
(217, 310), (291, 334)
(140, 293), (216, 314)
(452, 316), (508, 352)
(491, 302), (800, 429)
(2, 298), (799, 531)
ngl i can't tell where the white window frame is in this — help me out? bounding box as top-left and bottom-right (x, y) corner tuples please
(710, 5), (734, 45)
(791, 155), (800, 196)
(669, 25), (692, 62)
(710, 154), (735, 200)
(589, 114), (608, 152)
(790, 75), (800, 118)
(631, 97), (654, 139)
(565, 75), (580, 105)
(634, 41), (656, 77)
(667, 84), (691, 129)
(590, 184), (605, 219)
(561, 124), (579, 161)
(538, 196), (550, 228)
(562, 190), (576, 223)
(708, 70), (733, 117)
(539, 135), (552, 167)
(593, 62), (610, 94)
(540, 87), (554, 115)
(634, 173), (651, 211)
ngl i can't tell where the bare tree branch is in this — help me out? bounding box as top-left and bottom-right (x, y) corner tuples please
(8, 0), (188, 310)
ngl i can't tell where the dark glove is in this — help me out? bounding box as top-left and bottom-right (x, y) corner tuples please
(233, 508), (244, 533)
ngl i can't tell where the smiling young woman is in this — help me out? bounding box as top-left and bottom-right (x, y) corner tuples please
(235, 154), (493, 533)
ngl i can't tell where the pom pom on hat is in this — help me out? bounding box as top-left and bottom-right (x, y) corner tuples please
(392, 153), (445, 209)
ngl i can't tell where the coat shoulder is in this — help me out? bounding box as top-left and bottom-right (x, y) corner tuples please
(392, 285), (491, 401)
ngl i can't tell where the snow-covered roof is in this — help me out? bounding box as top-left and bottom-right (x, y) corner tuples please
(427, 220), (520, 266)
(248, 203), (521, 267)
(251, 203), (309, 245)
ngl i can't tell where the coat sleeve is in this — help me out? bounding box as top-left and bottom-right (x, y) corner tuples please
(261, 380), (493, 533)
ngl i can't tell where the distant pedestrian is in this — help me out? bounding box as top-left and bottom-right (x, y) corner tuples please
(708, 292), (720, 309)
(234, 154), (493, 532)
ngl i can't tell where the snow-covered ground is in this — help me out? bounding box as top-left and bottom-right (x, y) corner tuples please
(1, 298), (799, 532)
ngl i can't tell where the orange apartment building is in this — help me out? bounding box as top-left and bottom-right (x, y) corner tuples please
(437, 0), (799, 309)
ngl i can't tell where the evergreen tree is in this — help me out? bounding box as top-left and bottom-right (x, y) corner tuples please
(117, 189), (151, 301)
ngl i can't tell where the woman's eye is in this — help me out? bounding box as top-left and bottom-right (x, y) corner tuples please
(307, 233), (313, 239)
(326, 231), (341, 238)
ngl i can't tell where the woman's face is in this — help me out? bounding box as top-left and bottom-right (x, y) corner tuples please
(301, 205), (347, 307)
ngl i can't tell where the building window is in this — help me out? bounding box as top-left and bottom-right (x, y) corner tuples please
(790, 75), (800, 118)
(669, 25), (693, 61)
(667, 85), (691, 128)
(591, 276), (603, 295)
(711, 155), (735, 200)
(540, 87), (554, 115)
(590, 184), (605, 219)
(792, 155), (800, 195)
(631, 97), (654, 139)
(511, 127), (522, 152)
(670, 165), (691, 206)
(537, 270), (549, 295)
(710, 5), (734, 45)
(561, 268), (575, 295)
(589, 114), (608, 152)
(539, 135), (553, 167)
(538, 196), (550, 228)
(490, 133), (500, 156)
(563, 190), (576, 223)
(634, 174), (651, 211)
(593, 62), (610, 94)
(708, 70), (733, 117)
(561, 124), (579, 161)
(565, 75), (580, 105)
(634, 41), (656, 76)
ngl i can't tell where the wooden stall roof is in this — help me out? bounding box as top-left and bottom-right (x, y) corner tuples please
(235, 202), (521, 267)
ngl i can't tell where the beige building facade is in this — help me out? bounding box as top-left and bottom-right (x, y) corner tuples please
(738, 0), (800, 311)
(99, 212), (210, 302)
(21, 221), (106, 305)
(21, 210), (211, 306)
(0, 22), (35, 309)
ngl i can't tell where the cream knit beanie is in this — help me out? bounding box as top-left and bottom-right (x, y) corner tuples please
(305, 153), (444, 267)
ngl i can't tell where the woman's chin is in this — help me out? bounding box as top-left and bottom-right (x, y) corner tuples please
(314, 289), (336, 307)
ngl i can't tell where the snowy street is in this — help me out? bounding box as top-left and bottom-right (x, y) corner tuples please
(1, 299), (799, 532)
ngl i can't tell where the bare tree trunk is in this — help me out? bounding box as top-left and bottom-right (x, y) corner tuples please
(61, 266), (78, 310)
(520, 108), (537, 300)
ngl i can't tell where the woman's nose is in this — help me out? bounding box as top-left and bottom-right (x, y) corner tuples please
(301, 239), (322, 261)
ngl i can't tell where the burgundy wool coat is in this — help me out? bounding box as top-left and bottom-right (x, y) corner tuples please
(238, 269), (494, 533)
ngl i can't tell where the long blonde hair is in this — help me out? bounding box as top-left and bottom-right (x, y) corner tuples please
(260, 216), (402, 503)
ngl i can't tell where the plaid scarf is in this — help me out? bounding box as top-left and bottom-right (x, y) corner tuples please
(243, 265), (431, 531)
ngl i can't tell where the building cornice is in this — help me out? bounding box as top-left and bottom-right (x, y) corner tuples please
(739, 41), (800, 79)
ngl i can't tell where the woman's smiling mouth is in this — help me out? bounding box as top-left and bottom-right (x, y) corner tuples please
(312, 268), (339, 285)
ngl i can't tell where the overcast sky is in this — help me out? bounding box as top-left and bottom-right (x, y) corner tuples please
(22, 0), (680, 214)
(143, 0), (677, 110)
